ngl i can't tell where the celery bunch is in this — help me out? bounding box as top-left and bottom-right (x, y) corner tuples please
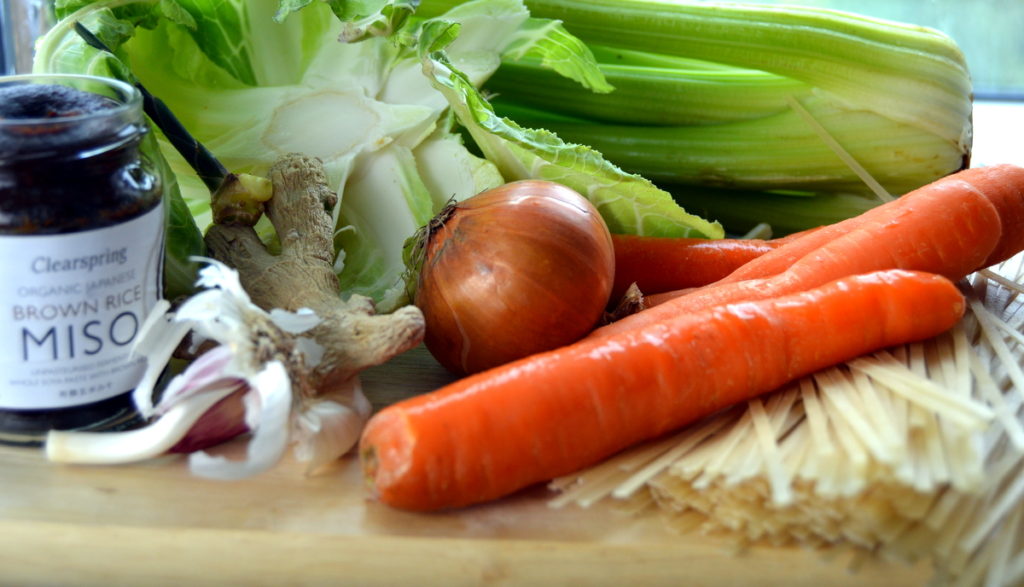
(420, 0), (974, 234)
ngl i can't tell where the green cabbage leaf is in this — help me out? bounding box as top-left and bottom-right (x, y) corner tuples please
(36, 0), (720, 307)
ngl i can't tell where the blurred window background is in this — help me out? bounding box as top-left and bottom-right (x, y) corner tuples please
(732, 0), (1023, 99)
(1, 0), (54, 75)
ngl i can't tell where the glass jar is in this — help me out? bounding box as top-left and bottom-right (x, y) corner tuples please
(0, 73), (165, 445)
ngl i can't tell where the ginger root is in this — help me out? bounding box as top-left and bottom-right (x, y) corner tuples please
(205, 153), (425, 395)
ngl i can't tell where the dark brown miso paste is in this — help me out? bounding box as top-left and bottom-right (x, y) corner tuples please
(0, 74), (165, 445)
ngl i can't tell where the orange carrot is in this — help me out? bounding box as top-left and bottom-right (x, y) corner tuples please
(609, 227), (824, 301)
(970, 165), (1024, 267)
(609, 234), (777, 300)
(596, 164), (1024, 338)
(360, 269), (964, 511)
(610, 226), (827, 299)
(722, 164), (1024, 285)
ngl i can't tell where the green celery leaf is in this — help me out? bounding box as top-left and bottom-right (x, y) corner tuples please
(501, 17), (613, 94)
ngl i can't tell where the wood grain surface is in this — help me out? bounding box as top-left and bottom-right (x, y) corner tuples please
(0, 346), (930, 586)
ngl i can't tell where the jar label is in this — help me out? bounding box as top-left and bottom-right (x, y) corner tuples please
(0, 204), (165, 409)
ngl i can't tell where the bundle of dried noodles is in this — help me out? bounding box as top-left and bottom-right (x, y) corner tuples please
(551, 255), (1024, 586)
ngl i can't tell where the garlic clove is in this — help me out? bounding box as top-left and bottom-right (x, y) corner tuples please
(187, 361), (292, 480)
(293, 399), (364, 475)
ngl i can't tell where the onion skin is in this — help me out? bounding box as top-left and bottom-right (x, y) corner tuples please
(414, 180), (615, 375)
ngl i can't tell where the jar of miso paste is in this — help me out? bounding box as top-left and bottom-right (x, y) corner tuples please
(0, 74), (164, 445)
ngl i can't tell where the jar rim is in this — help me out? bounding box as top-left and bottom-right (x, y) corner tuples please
(0, 73), (142, 127)
(0, 73), (145, 162)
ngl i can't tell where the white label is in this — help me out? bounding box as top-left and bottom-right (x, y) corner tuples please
(0, 204), (165, 409)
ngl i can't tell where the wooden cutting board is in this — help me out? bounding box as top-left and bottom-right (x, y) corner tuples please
(0, 345), (930, 586)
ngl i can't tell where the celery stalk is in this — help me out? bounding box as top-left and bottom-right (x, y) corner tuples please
(488, 50), (813, 126)
(498, 0), (972, 146)
(496, 94), (964, 196)
(668, 184), (879, 236)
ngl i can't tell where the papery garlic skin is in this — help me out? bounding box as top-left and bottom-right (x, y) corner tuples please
(188, 361), (294, 480)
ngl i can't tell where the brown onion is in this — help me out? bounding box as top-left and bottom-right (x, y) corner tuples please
(412, 180), (615, 375)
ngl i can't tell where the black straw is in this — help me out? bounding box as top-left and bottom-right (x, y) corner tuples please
(73, 22), (229, 193)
